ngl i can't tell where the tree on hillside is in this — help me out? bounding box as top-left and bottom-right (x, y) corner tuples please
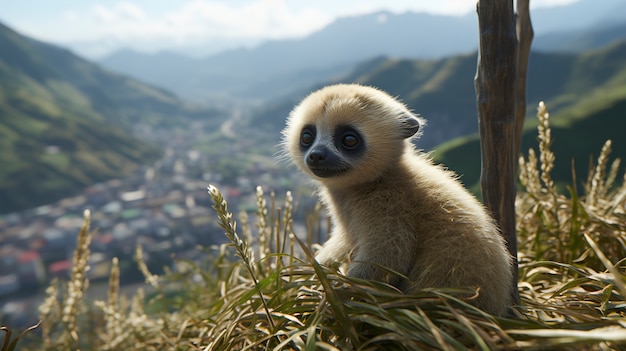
(475, 0), (533, 305)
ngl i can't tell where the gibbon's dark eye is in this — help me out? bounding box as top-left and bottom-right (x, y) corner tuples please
(300, 125), (316, 148)
(342, 134), (359, 148)
(335, 125), (365, 154)
(301, 132), (314, 145)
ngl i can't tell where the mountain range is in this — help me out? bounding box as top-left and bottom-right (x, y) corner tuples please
(0, 22), (220, 214)
(433, 39), (626, 192)
(245, 37), (626, 151)
(99, 0), (626, 101)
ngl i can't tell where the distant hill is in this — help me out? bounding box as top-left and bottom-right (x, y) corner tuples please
(433, 40), (626, 193)
(98, 0), (626, 102)
(0, 22), (218, 213)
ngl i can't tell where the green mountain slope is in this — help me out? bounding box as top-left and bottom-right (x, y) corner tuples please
(0, 22), (213, 213)
(433, 40), (626, 192)
(247, 50), (580, 149)
(245, 56), (478, 148)
(250, 39), (626, 169)
(345, 53), (482, 148)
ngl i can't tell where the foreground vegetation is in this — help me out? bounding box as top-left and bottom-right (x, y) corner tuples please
(3, 103), (626, 350)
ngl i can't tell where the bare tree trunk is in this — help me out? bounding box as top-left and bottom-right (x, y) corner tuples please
(514, 1), (534, 160)
(475, 0), (532, 305)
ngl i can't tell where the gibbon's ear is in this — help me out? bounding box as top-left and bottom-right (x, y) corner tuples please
(399, 111), (422, 139)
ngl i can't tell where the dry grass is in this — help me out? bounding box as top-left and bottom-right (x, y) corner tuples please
(3, 102), (626, 350)
(512, 102), (626, 349)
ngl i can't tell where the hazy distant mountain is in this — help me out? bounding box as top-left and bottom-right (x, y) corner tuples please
(0, 21), (218, 213)
(535, 22), (626, 52)
(100, 11), (477, 101)
(529, 0), (625, 33)
(98, 0), (626, 102)
(528, 0), (626, 52)
(67, 36), (264, 61)
(97, 48), (196, 90)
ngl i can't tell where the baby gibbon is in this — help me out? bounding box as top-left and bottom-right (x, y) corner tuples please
(282, 84), (513, 316)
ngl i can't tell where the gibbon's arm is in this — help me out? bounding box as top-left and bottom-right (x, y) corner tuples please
(346, 238), (413, 287)
(315, 232), (351, 266)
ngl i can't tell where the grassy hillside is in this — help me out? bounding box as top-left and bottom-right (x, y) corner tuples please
(0, 22), (217, 213)
(433, 40), (626, 193)
(15, 149), (626, 349)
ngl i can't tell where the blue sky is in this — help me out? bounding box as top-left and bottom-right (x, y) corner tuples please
(1, 0), (579, 58)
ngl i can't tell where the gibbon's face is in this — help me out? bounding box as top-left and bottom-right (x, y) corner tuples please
(283, 84), (423, 187)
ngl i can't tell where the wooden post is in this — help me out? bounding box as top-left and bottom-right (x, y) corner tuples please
(475, 0), (532, 305)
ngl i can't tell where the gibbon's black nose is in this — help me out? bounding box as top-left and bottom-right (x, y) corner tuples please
(308, 149), (326, 163)
(305, 146), (350, 178)
(307, 147), (327, 166)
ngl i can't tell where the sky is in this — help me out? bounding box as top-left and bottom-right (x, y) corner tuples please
(1, 0), (580, 58)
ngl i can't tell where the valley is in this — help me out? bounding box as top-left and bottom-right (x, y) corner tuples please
(0, 102), (314, 328)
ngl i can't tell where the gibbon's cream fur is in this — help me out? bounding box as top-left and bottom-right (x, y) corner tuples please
(282, 84), (513, 316)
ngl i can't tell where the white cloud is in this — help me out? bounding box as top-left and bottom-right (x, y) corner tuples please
(529, 0), (580, 7)
(88, 2), (146, 24)
(61, 0), (330, 44)
(163, 0), (330, 38)
(12, 0), (580, 57)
